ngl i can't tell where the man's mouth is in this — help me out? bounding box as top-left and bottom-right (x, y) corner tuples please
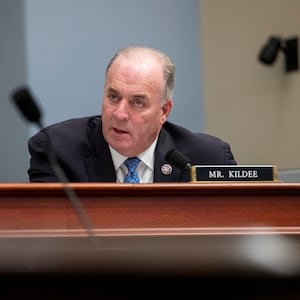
(113, 127), (129, 134)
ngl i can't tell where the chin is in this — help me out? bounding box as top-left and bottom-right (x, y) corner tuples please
(119, 149), (136, 157)
(111, 143), (134, 157)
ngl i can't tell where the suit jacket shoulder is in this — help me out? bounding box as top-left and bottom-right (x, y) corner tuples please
(28, 116), (115, 182)
(160, 121), (236, 165)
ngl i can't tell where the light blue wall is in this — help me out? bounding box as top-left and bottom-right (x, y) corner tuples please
(25, 0), (203, 132)
(0, 0), (29, 182)
(1, 0), (203, 181)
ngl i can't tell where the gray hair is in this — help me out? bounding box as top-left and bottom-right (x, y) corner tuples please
(105, 46), (175, 101)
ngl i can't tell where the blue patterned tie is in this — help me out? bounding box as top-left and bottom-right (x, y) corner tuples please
(124, 157), (141, 183)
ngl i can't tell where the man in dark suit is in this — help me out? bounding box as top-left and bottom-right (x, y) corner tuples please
(28, 46), (236, 183)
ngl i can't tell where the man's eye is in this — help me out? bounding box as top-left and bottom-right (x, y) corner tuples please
(108, 94), (118, 101)
(133, 99), (144, 107)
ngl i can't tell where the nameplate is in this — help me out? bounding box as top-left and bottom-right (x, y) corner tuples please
(190, 165), (278, 182)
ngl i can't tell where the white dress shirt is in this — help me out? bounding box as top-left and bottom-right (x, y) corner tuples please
(109, 138), (158, 183)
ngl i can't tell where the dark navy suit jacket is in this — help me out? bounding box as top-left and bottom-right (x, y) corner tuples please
(28, 116), (236, 182)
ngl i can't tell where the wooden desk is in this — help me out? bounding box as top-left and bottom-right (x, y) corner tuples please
(1, 182), (300, 235)
(0, 182), (299, 299)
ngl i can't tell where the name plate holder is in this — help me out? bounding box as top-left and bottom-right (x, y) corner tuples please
(190, 165), (278, 182)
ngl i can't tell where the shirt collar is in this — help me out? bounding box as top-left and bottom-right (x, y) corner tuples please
(109, 137), (158, 171)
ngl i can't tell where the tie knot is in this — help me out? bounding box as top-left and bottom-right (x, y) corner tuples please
(124, 157), (140, 183)
(124, 157), (140, 172)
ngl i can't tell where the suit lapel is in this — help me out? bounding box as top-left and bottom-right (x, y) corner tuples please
(153, 128), (186, 182)
(84, 118), (116, 182)
(84, 156), (116, 182)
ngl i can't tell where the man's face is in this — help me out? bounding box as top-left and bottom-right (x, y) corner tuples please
(101, 56), (172, 157)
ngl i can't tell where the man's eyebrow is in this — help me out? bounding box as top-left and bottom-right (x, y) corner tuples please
(132, 94), (147, 99)
(107, 87), (119, 93)
(106, 87), (147, 99)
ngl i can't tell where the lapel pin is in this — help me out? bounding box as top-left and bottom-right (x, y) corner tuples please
(161, 163), (172, 175)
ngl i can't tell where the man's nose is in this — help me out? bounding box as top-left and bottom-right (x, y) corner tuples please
(113, 100), (130, 120)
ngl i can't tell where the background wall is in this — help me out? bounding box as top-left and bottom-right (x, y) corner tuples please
(0, 0), (202, 182)
(0, 0), (29, 182)
(199, 0), (300, 171)
(2, 0), (300, 182)
(25, 0), (203, 132)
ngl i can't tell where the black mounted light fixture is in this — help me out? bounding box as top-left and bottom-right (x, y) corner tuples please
(258, 36), (299, 72)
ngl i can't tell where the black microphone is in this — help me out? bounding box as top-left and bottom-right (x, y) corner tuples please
(11, 86), (97, 243)
(11, 86), (43, 128)
(165, 149), (192, 171)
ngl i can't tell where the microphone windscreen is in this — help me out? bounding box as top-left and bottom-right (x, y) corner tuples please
(165, 149), (191, 170)
(11, 87), (42, 125)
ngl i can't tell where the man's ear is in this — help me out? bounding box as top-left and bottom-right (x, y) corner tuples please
(161, 99), (173, 124)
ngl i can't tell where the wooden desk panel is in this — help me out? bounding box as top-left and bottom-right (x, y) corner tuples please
(0, 182), (299, 236)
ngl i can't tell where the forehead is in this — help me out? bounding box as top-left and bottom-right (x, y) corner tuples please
(106, 56), (164, 89)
